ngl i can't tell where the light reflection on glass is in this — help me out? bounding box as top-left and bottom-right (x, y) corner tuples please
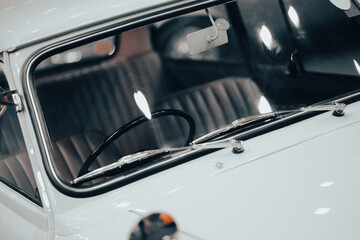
(258, 96), (272, 114)
(177, 41), (189, 55)
(288, 6), (300, 28)
(64, 51), (82, 63)
(353, 59), (360, 75)
(319, 181), (335, 187)
(51, 54), (60, 64)
(314, 208), (331, 215)
(134, 91), (152, 120)
(260, 25), (274, 50)
(329, 0), (351, 10)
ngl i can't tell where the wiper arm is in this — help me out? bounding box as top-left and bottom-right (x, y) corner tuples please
(192, 102), (346, 144)
(71, 102), (345, 185)
(71, 138), (244, 184)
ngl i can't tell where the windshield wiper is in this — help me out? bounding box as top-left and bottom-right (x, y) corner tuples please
(71, 138), (244, 184)
(191, 102), (346, 144)
(71, 102), (345, 185)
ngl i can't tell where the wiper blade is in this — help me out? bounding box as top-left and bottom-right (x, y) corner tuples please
(71, 102), (345, 185)
(192, 102), (346, 144)
(72, 138), (244, 184)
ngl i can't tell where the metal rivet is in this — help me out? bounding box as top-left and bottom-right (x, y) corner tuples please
(215, 162), (224, 169)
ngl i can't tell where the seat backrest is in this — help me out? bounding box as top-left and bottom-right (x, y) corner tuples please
(0, 130), (119, 194)
(35, 26), (269, 182)
(36, 27), (163, 156)
(52, 130), (121, 182)
(156, 76), (265, 138)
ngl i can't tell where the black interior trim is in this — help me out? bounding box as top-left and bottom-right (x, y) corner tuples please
(0, 177), (42, 207)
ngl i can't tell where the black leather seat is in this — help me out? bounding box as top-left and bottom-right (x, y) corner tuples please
(35, 27), (269, 183)
(156, 76), (264, 139)
(52, 130), (121, 182)
(36, 51), (162, 157)
(0, 130), (121, 196)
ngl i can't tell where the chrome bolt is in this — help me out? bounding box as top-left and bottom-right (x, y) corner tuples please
(232, 140), (244, 154)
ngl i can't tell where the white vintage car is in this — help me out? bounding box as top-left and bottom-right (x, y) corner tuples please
(1, 0), (360, 239)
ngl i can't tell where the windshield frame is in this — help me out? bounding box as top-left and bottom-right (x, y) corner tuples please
(23, 0), (237, 198)
(23, 0), (360, 198)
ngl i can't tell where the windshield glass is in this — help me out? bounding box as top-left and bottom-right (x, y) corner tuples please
(34, 0), (360, 188)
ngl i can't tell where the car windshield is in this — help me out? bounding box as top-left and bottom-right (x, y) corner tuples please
(33, 0), (360, 188)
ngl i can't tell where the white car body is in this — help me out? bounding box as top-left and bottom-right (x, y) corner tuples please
(1, 0), (360, 239)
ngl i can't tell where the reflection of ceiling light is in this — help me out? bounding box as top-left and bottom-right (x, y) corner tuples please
(134, 91), (152, 120)
(288, 6), (300, 28)
(64, 51), (82, 63)
(353, 59), (360, 75)
(329, 0), (351, 10)
(260, 25), (273, 50)
(95, 40), (115, 56)
(50, 54), (61, 64)
(177, 41), (189, 54)
(319, 181), (335, 187)
(314, 208), (331, 215)
(258, 96), (272, 114)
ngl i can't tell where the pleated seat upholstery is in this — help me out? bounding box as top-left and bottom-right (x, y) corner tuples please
(157, 76), (264, 138)
(0, 130), (120, 194)
(52, 130), (121, 182)
(36, 50), (162, 157)
(34, 27), (268, 183)
(36, 61), (267, 181)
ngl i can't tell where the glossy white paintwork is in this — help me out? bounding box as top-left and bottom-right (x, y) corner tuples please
(1, 0), (360, 239)
(0, 0), (173, 51)
(41, 101), (360, 239)
(4, 40), (360, 239)
(0, 183), (47, 240)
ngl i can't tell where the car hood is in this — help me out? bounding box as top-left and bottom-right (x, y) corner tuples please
(55, 101), (360, 240)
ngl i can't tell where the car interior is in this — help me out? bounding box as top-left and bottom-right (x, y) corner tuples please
(0, 72), (37, 200)
(1, 0), (360, 200)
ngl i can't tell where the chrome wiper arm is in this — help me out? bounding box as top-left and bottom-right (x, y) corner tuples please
(301, 102), (345, 115)
(72, 102), (345, 185)
(275, 102), (346, 116)
(192, 112), (277, 144)
(192, 102), (346, 144)
(71, 138), (243, 185)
